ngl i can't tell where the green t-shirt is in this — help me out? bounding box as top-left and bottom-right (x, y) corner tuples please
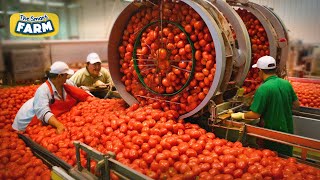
(250, 76), (298, 156)
(250, 76), (298, 133)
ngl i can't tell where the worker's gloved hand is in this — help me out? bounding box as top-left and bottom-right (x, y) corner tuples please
(231, 112), (245, 120)
(107, 91), (121, 99)
(94, 80), (106, 87)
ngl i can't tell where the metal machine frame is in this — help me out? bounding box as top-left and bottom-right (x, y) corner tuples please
(228, 0), (290, 77)
(108, 0), (252, 119)
(216, 120), (320, 163)
(208, 102), (320, 166)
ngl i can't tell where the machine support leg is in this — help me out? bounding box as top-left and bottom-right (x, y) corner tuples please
(86, 155), (91, 172)
(74, 142), (82, 172)
(301, 149), (308, 161)
(104, 154), (111, 180)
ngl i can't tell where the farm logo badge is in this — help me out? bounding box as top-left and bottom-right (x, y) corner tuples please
(10, 12), (59, 37)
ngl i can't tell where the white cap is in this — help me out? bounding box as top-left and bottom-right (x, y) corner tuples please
(49, 61), (74, 75)
(87, 52), (101, 64)
(252, 56), (277, 69)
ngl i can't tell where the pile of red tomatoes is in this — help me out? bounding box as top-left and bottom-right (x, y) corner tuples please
(0, 83), (320, 179)
(22, 96), (320, 179)
(236, 9), (269, 94)
(291, 81), (320, 108)
(0, 85), (51, 180)
(0, 85), (38, 129)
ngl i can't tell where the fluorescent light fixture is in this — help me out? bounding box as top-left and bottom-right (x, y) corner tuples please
(0, 11), (19, 14)
(67, 3), (80, 8)
(19, 0), (65, 7)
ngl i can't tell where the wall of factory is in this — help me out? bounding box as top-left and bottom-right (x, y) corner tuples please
(76, 0), (320, 44)
(250, 0), (320, 44)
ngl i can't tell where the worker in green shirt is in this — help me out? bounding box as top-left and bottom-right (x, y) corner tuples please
(231, 56), (300, 156)
(69, 52), (120, 98)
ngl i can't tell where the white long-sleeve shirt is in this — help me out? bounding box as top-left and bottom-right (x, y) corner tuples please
(12, 79), (68, 131)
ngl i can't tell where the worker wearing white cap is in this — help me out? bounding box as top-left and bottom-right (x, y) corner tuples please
(69, 52), (119, 98)
(12, 61), (91, 134)
(231, 56), (300, 156)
